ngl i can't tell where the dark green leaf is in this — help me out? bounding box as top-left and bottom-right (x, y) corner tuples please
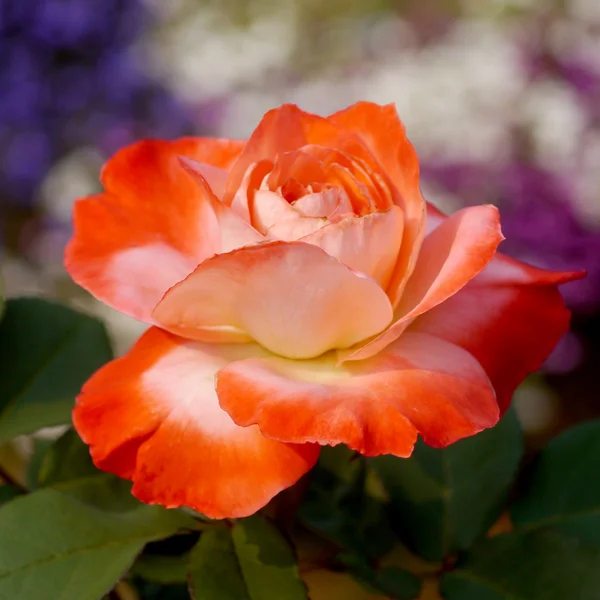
(189, 516), (307, 600)
(25, 437), (54, 490)
(0, 485), (18, 506)
(338, 554), (421, 599)
(132, 553), (190, 584)
(0, 483), (193, 600)
(441, 529), (600, 600)
(133, 581), (190, 600)
(374, 567), (422, 599)
(189, 528), (252, 600)
(0, 274), (4, 320)
(0, 298), (113, 441)
(36, 426), (153, 512)
(299, 446), (395, 560)
(511, 419), (600, 549)
(52, 473), (145, 512)
(35, 428), (98, 487)
(371, 408), (523, 561)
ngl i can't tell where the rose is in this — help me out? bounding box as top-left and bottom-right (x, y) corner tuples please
(65, 102), (582, 519)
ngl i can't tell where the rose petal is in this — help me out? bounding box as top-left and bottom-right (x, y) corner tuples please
(293, 188), (353, 218)
(65, 139), (256, 323)
(178, 158), (229, 199)
(224, 105), (345, 204)
(327, 102), (428, 305)
(178, 157), (264, 253)
(299, 207), (404, 288)
(252, 189), (299, 234)
(230, 159), (274, 222)
(73, 327), (319, 519)
(153, 241), (393, 359)
(266, 216), (329, 240)
(340, 205), (503, 362)
(426, 202), (583, 286)
(217, 331), (498, 456)
(411, 262), (584, 414)
(266, 149), (327, 190)
(302, 145), (393, 211)
(425, 201), (447, 233)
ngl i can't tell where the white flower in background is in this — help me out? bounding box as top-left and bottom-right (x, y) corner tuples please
(0, 256), (53, 298)
(512, 379), (561, 434)
(144, 2), (298, 101)
(461, 0), (545, 16)
(361, 20), (525, 161)
(224, 19), (525, 162)
(40, 148), (103, 223)
(569, 0), (600, 23)
(420, 181), (464, 215)
(141, 0), (191, 20)
(518, 79), (586, 173)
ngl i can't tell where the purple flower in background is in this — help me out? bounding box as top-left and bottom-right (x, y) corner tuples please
(524, 28), (600, 119)
(423, 162), (600, 314)
(423, 160), (600, 373)
(0, 0), (200, 209)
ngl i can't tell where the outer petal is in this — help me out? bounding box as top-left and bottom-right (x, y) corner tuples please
(171, 137), (246, 169)
(178, 157), (264, 253)
(153, 241), (394, 359)
(163, 137), (246, 198)
(216, 331), (498, 456)
(179, 158), (229, 200)
(341, 205), (503, 362)
(410, 215), (585, 413)
(230, 159), (274, 222)
(299, 207), (404, 288)
(425, 201), (583, 286)
(73, 327), (319, 519)
(327, 102), (428, 305)
(65, 139), (258, 323)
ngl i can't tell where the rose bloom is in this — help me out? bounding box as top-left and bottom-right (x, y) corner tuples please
(66, 103), (582, 518)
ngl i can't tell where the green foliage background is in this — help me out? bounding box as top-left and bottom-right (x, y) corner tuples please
(1, 294), (600, 599)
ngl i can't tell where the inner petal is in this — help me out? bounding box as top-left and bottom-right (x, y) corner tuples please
(292, 187), (354, 219)
(266, 150), (327, 191)
(299, 207), (404, 288)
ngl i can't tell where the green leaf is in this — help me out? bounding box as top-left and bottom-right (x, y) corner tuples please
(188, 528), (252, 600)
(338, 554), (421, 599)
(35, 428), (98, 487)
(371, 408), (523, 561)
(25, 438), (54, 490)
(133, 581), (190, 600)
(35, 426), (150, 512)
(299, 446), (395, 560)
(131, 553), (190, 584)
(0, 483), (193, 600)
(189, 516), (308, 600)
(441, 529), (600, 600)
(0, 485), (18, 506)
(0, 273), (4, 320)
(0, 298), (113, 442)
(374, 567), (422, 599)
(510, 419), (600, 549)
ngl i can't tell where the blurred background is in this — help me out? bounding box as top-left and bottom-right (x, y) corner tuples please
(1, 0), (599, 446)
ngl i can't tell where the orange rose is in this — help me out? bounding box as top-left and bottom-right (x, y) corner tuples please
(66, 102), (582, 518)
